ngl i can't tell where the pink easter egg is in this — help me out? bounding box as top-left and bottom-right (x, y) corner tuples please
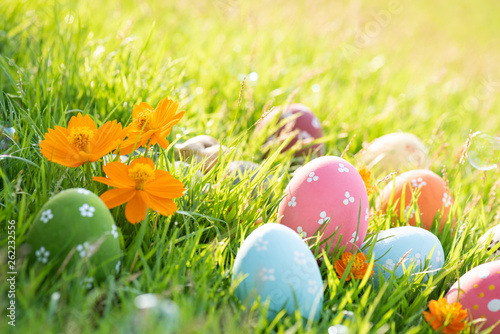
(257, 103), (324, 156)
(278, 156), (369, 253)
(446, 261), (500, 333)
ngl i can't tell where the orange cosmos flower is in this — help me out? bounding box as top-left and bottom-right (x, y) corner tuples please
(423, 298), (468, 334)
(357, 165), (376, 194)
(334, 252), (374, 281)
(93, 157), (185, 224)
(40, 113), (127, 167)
(118, 97), (185, 155)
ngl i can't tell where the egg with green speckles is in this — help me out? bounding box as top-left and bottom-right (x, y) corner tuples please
(26, 188), (121, 283)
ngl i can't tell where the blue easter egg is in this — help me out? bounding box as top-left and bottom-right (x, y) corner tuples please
(232, 224), (323, 321)
(366, 226), (444, 282)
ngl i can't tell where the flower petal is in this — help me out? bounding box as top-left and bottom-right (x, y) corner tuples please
(90, 120), (128, 158)
(102, 161), (135, 187)
(130, 157), (156, 170)
(67, 113), (97, 131)
(146, 193), (178, 217)
(133, 102), (153, 119)
(145, 171), (185, 198)
(100, 188), (136, 209)
(125, 191), (149, 224)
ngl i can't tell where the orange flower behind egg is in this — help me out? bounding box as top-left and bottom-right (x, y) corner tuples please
(379, 169), (453, 231)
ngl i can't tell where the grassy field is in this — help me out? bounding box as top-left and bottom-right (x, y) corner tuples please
(1, 0), (500, 333)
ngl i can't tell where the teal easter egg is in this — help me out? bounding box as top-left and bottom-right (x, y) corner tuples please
(232, 224), (323, 321)
(366, 226), (444, 282)
(26, 188), (121, 284)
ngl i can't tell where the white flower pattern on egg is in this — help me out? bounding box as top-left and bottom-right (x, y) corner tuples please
(488, 299), (500, 312)
(307, 280), (318, 294)
(298, 130), (312, 140)
(318, 211), (328, 224)
(307, 172), (319, 182)
(79, 204), (95, 217)
(343, 192), (354, 205)
(294, 251), (307, 266)
(35, 246), (50, 263)
(349, 232), (359, 243)
(77, 188), (91, 195)
(442, 193), (452, 207)
(411, 178), (427, 188)
(40, 209), (53, 223)
(110, 224), (119, 239)
(478, 270), (490, 279)
(259, 268), (275, 281)
(288, 196), (297, 207)
(435, 250), (443, 264)
(404, 205), (415, 219)
(312, 117), (321, 129)
(76, 242), (95, 258)
(337, 163), (349, 173)
(297, 226), (307, 238)
(384, 258), (395, 270)
(255, 238), (269, 252)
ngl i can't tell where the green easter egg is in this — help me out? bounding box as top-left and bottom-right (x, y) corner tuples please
(26, 188), (122, 284)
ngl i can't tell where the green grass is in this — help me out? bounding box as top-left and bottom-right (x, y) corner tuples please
(1, 0), (500, 332)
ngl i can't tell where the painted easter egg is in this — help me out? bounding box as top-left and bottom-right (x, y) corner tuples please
(379, 169), (453, 231)
(356, 132), (429, 174)
(446, 261), (500, 333)
(257, 103), (324, 156)
(478, 224), (500, 261)
(278, 156), (369, 252)
(232, 224), (323, 321)
(26, 188), (121, 284)
(366, 226), (444, 282)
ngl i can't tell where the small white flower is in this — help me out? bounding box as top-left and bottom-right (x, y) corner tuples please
(35, 246), (50, 263)
(298, 130), (312, 141)
(343, 192), (355, 205)
(318, 211), (328, 224)
(288, 196), (297, 207)
(111, 224), (119, 239)
(307, 172), (319, 183)
(256, 238), (269, 252)
(307, 280), (318, 294)
(337, 163), (349, 173)
(442, 193), (452, 207)
(115, 260), (121, 274)
(312, 117), (321, 129)
(294, 251), (307, 266)
(40, 209), (54, 224)
(79, 204), (95, 217)
(259, 268), (275, 281)
(77, 188), (91, 195)
(297, 226), (307, 238)
(349, 231), (359, 243)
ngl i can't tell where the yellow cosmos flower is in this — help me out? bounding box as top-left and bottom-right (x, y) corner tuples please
(40, 113), (127, 167)
(118, 97), (185, 155)
(93, 157), (185, 224)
